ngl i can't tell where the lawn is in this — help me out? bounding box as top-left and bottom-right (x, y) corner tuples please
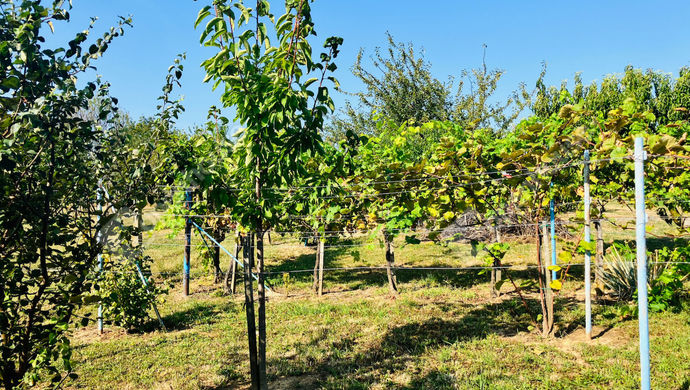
(59, 207), (690, 389)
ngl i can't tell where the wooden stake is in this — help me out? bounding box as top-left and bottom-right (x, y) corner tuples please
(491, 225), (502, 298)
(384, 231), (398, 294)
(318, 236), (325, 296)
(312, 234), (319, 293)
(224, 232), (241, 295)
(594, 218), (604, 288)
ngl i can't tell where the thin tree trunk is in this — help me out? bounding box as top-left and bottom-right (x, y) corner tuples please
(594, 219), (604, 289)
(384, 232), (398, 294)
(256, 229), (267, 390)
(318, 236), (325, 296)
(136, 207), (143, 247)
(242, 234), (260, 389)
(255, 159), (267, 390)
(224, 235), (240, 295)
(491, 224), (502, 298)
(213, 244), (222, 284)
(231, 234), (241, 294)
(312, 233), (319, 293)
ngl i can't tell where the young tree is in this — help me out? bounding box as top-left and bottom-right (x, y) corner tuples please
(0, 1), (131, 386)
(453, 45), (530, 132)
(196, 1), (342, 387)
(329, 33), (453, 139)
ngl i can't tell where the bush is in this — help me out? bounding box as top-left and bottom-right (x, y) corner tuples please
(95, 253), (167, 331)
(597, 242), (688, 312)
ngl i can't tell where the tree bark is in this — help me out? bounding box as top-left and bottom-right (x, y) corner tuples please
(256, 229), (267, 390)
(594, 219), (604, 288)
(312, 233), (319, 293)
(224, 233), (241, 295)
(136, 207), (143, 248)
(213, 244), (222, 284)
(242, 234), (260, 389)
(255, 157), (267, 390)
(491, 225), (502, 298)
(384, 232), (398, 294)
(318, 236), (325, 296)
(231, 234), (240, 294)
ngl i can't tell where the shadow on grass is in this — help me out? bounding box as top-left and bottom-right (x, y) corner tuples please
(210, 295), (585, 389)
(144, 301), (235, 331)
(681, 378), (690, 390)
(402, 370), (458, 390)
(275, 299), (531, 388)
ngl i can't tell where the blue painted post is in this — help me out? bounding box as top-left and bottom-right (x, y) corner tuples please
(584, 150), (592, 340)
(550, 187), (557, 280)
(97, 181), (103, 334)
(183, 188), (192, 296)
(634, 137), (651, 390)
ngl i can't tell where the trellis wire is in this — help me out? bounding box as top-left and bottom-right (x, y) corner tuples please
(141, 156), (633, 200)
(103, 261), (690, 278)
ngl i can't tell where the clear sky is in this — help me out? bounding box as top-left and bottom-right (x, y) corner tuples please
(47, 0), (690, 130)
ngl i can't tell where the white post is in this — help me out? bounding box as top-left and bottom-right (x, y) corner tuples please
(584, 150), (592, 339)
(634, 137), (651, 390)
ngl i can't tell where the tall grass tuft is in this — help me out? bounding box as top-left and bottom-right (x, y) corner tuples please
(595, 245), (669, 301)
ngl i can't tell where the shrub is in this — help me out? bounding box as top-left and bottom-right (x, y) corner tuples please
(597, 243), (688, 312)
(95, 253), (167, 331)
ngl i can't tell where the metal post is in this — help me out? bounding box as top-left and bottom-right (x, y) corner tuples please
(634, 137), (651, 390)
(183, 188), (192, 296)
(583, 150), (592, 340)
(97, 181), (103, 334)
(550, 187), (557, 280)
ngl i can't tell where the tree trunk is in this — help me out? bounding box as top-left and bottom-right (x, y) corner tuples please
(255, 159), (267, 390)
(318, 236), (325, 296)
(213, 244), (222, 284)
(384, 232), (398, 294)
(136, 207), (143, 248)
(224, 233), (241, 295)
(491, 225), (502, 298)
(312, 234), (320, 293)
(594, 219), (604, 288)
(242, 234), (260, 389)
(232, 234), (240, 294)
(256, 229), (267, 390)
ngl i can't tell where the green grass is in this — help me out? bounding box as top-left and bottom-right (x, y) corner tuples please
(65, 282), (690, 389)
(58, 207), (690, 389)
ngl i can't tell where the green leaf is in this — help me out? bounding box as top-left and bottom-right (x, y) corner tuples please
(580, 241), (596, 252)
(494, 279), (506, 291)
(195, 6), (212, 29)
(558, 251), (572, 262)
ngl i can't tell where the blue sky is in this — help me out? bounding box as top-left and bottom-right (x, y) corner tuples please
(48, 1), (690, 130)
